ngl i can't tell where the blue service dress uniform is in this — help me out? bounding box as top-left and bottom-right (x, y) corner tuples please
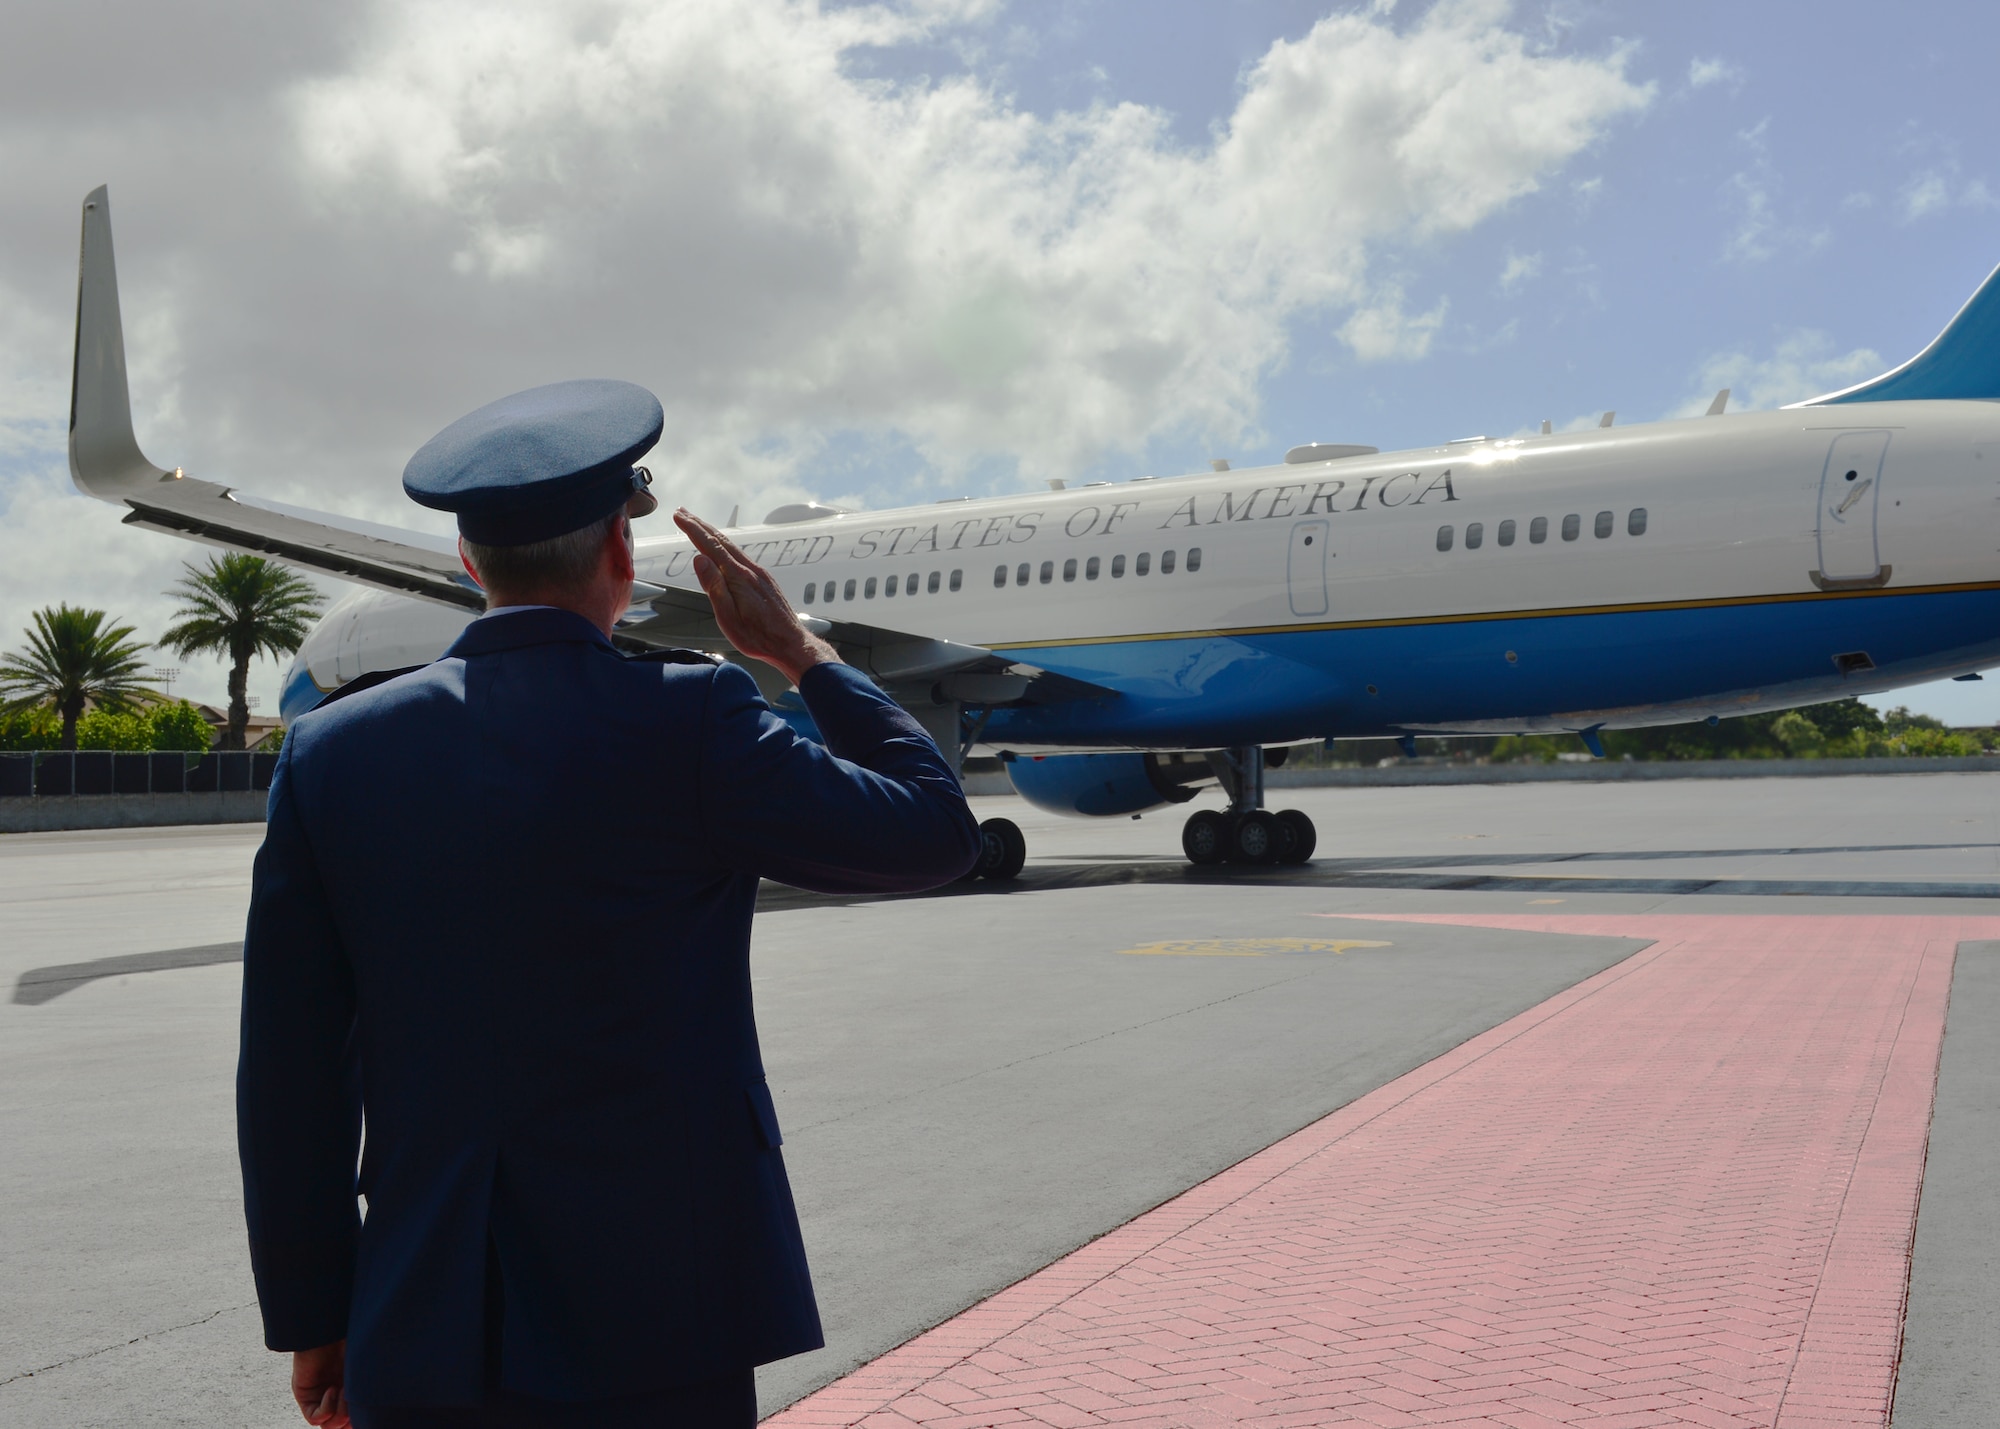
(237, 606), (981, 1411)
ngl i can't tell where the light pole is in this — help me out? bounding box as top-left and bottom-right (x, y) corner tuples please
(151, 666), (181, 700)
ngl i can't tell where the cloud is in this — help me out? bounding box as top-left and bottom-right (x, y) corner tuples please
(1686, 56), (1740, 90)
(1668, 330), (1883, 417)
(1339, 290), (1449, 362)
(1720, 121), (1828, 264)
(0, 0), (1648, 702)
(1497, 250), (1542, 293)
(1899, 165), (1998, 223)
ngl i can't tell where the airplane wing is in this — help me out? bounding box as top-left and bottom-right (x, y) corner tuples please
(70, 187), (484, 611)
(67, 187), (1112, 705)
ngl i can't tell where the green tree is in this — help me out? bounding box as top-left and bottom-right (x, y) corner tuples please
(75, 709), (153, 750)
(160, 555), (324, 751)
(0, 605), (157, 751)
(0, 704), (61, 751)
(148, 699), (213, 753)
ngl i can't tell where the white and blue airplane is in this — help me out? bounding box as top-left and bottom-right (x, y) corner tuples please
(66, 186), (2000, 874)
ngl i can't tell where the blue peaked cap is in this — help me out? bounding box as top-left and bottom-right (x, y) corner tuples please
(403, 379), (664, 546)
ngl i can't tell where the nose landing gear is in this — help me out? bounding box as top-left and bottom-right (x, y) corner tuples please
(1180, 746), (1316, 866)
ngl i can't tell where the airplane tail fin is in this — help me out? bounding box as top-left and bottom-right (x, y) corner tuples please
(70, 185), (172, 497)
(1796, 257), (2000, 406)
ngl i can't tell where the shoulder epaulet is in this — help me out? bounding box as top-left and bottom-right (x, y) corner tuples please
(624, 647), (725, 667)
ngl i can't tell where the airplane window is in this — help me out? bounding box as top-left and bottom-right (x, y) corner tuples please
(1529, 517), (1548, 544)
(1136, 552), (1152, 576)
(1594, 510), (1614, 539)
(1497, 520), (1515, 548)
(1465, 523), (1483, 550)
(1086, 555), (1101, 580)
(843, 579), (857, 599)
(1161, 549), (1177, 574)
(1436, 526), (1454, 552)
(804, 583), (816, 602)
(1628, 508), (1648, 536)
(885, 575), (898, 596)
(928, 571), (941, 593)
(1112, 554), (1126, 577)
(949, 569), (962, 591)
(1063, 558), (1078, 582)
(1187, 547), (1202, 572)
(865, 577), (878, 598)
(994, 565), (1007, 588)
(1016, 563), (1030, 586)
(1039, 561), (1054, 584)
(1561, 514), (1580, 541)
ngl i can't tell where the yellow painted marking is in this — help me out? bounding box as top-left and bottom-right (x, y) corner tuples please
(1121, 938), (1393, 958)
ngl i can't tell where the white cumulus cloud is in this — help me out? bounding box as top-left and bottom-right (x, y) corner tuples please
(1669, 330), (1883, 416)
(0, 0), (1649, 705)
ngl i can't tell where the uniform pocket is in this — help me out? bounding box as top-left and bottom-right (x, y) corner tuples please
(744, 1078), (784, 1149)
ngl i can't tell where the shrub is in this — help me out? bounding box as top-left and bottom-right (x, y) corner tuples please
(74, 709), (154, 750)
(1893, 726), (1977, 758)
(0, 705), (61, 751)
(149, 700), (213, 752)
(1770, 711), (1825, 758)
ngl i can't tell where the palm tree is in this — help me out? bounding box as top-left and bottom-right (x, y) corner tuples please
(161, 554), (325, 750)
(0, 605), (158, 751)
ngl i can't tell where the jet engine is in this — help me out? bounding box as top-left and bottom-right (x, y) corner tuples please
(1004, 751), (1215, 817)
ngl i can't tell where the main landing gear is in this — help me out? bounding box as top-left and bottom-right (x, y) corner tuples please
(1181, 746), (1316, 867)
(960, 816), (1028, 881)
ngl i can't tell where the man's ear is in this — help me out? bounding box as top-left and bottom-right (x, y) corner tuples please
(458, 538), (484, 588)
(604, 516), (636, 584)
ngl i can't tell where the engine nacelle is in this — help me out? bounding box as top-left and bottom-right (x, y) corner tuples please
(281, 587), (475, 725)
(1004, 751), (1214, 817)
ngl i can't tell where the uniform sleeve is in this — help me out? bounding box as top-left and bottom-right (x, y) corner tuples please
(698, 661), (982, 893)
(237, 737), (363, 1350)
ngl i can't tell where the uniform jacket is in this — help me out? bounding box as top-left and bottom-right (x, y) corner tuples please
(237, 607), (980, 1406)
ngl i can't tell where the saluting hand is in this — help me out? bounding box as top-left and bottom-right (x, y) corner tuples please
(675, 508), (839, 686)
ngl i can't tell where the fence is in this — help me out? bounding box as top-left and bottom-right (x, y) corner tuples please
(0, 751), (277, 798)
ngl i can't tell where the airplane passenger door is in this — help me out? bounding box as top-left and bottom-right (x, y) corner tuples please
(1288, 520), (1330, 616)
(1815, 431), (1890, 584)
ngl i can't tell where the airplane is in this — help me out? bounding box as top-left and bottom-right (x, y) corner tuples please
(66, 186), (2000, 877)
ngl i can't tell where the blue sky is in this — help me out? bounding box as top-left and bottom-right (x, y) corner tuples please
(1, 0), (1997, 720)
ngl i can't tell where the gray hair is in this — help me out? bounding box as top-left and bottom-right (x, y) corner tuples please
(461, 510), (624, 599)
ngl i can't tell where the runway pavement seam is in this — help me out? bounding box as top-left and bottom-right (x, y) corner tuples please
(0, 1301), (258, 1388)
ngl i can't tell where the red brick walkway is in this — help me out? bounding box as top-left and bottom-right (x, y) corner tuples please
(767, 916), (1987, 1429)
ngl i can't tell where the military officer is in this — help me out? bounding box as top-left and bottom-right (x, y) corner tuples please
(237, 379), (981, 1429)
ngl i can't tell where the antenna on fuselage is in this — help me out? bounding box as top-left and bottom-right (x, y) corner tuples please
(1705, 388), (1730, 416)
(1539, 419), (1552, 434)
(1598, 411), (1616, 428)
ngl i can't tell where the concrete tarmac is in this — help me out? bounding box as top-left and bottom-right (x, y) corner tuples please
(4, 775), (1998, 1425)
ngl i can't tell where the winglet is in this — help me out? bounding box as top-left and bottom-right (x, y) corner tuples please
(1705, 388), (1730, 416)
(69, 186), (171, 500)
(1796, 257), (2000, 405)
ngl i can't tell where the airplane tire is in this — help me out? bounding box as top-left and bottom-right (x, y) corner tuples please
(1228, 810), (1282, 865)
(1182, 809), (1230, 865)
(1275, 809), (1317, 864)
(974, 817), (1028, 880)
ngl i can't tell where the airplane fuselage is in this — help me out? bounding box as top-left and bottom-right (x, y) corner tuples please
(291, 401), (2000, 750)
